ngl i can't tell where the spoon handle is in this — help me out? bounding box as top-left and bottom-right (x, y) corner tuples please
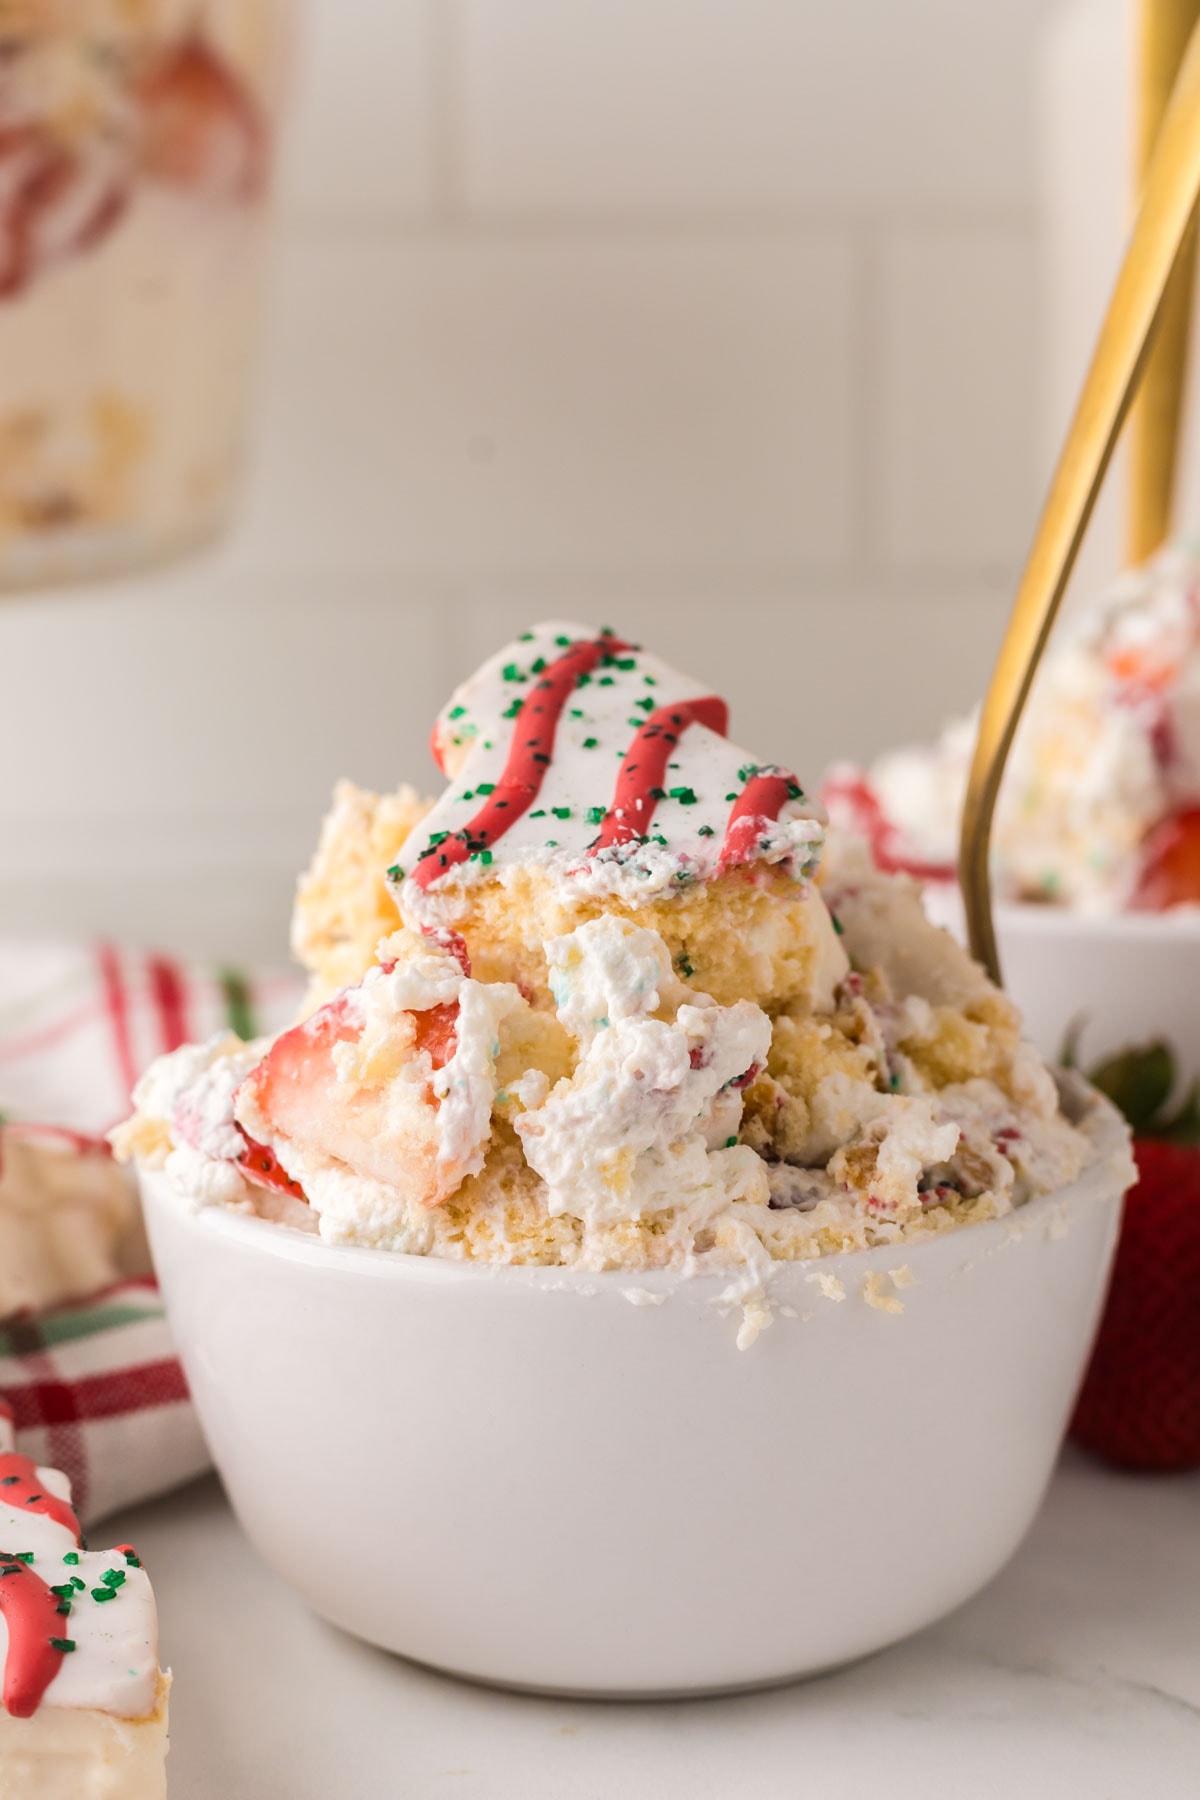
(1127, 0), (1200, 565)
(960, 15), (1200, 984)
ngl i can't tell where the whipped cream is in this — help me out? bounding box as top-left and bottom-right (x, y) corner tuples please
(515, 916), (771, 1229)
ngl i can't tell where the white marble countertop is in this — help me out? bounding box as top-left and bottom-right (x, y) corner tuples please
(110, 1451), (1199, 1799)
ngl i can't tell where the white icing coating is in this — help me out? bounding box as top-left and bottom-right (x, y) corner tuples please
(0, 1442), (160, 1721)
(392, 619), (825, 919)
(515, 916), (771, 1228)
(16, 1554), (159, 1720)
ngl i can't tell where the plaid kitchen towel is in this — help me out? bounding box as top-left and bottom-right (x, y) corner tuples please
(0, 937), (302, 1135)
(0, 1278), (211, 1526)
(0, 938), (303, 1523)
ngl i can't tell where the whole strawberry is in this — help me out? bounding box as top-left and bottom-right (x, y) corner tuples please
(1069, 1039), (1200, 1472)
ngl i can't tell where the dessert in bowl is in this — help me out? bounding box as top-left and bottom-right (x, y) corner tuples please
(115, 621), (1134, 1694)
(825, 542), (1200, 1073)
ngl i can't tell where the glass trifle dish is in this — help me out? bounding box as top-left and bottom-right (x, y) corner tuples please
(0, 0), (288, 585)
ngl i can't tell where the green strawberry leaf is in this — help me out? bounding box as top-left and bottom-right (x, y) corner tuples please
(1157, 1078), (1200, 1147)
(1086, 1039), (1176, 1135)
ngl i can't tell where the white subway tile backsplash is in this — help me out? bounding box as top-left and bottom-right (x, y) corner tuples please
(239, 232), (858, 576)
(281, 0), (435, 224)
(879, 226), (1038, 571)
(458, 0), (1055, 215)
(0, 559), (441, 830)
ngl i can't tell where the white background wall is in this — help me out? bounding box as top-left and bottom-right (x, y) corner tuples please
(0, 0), (1065, 964)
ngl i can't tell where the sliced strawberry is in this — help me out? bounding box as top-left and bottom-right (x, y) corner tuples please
(138, 36), (266, 202)
(412, 1001), (458, 1072)
(1130, 807), (1200, 910)
(236, 1130), (306, 1202)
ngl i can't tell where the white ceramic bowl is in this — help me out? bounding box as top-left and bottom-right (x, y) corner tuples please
(996, 903), (1200, 1078)
(141, 1083), (1130, 1698)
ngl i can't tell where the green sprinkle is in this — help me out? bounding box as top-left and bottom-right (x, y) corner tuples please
(386, 863), (404, 883)
(677, 955), (695, 978)
(91, 1588), (117, 1604)
(470, 849), (494, 866)
(56, 1601), (71, 1615)
(530, 809), (546, 818)
(787, 780), (805, 801)
(502, 663), (527, 683)
(546, 840), (558, 848)
(219, 966), (257, 1042)
(725, 792), (738, 802)
(551, 806), (572, 820)
(649, 787), (667, 801)
(70, 1578), (85, 1592)
(831, 914), (844, 936)
(576, 672), (592, 688)
(12, 1552), (33, 1563)
(583, 737), (598, 749)
(586, 805), (606, 824)
(100, 1570), (126, 1590)
(668, 786), (697, 805)
(569, 708), (584, 719)
(889, 1071), (901, 1091)
(644, 675), (658, 686)
(615, 657), (637, 671)
(62, 1554), (79, 1567)
(448, 705), (466, 720)
(634, 697), (654, 712)
(599, 676), (615, 687)
(50, 1585), (75, 1599)
(475, 782), (496, 796)
(428, 831), (449, 847)
(48, 1638), (75, 1654)
(555, 635), (571, 647)
(530, 657), (546, 674)
(697, 824), (715, 837)
(518, 631), (534, 642)
(652, 834), (668, 847)
(738, 763), (760, 783)
(725, 1136), (738, 1148)
(462, 790), (474, 802)
(503, 698), (522, 718)
(122, 1552), (141, 1569)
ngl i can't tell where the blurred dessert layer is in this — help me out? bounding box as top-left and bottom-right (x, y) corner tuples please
(825, 543), (1200, 913)
(0, 1401), (168, 1797)
(114, 622), (1097, 1336)
(0, 0), (285, 579)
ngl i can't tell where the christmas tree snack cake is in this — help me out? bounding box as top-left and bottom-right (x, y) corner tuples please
(115, 621), (1101, 1339)
(0, 1401), (168, 1798)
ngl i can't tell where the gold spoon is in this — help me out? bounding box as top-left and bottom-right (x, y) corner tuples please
(1128, 0), (1200, 565)
(960, 13), (1200, 984)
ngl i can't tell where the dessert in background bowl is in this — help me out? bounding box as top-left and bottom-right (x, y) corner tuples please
(824, 545), (1200, 1473)
(115, 621), (1133, 1693)
(0, 0), (289, 587)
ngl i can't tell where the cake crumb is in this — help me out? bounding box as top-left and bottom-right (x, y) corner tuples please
(863, 1270), (904, 1315)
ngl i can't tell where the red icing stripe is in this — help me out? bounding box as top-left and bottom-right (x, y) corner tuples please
(412, 635), (630, 887)
(0, 1453), (83, 1545)
(96, 944), (138, 1102)
(592, 697), (728, 850)
(719, 770), (797, 869)
(0, 1561), (67, 1718)
(147, 955), (190, 1055)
